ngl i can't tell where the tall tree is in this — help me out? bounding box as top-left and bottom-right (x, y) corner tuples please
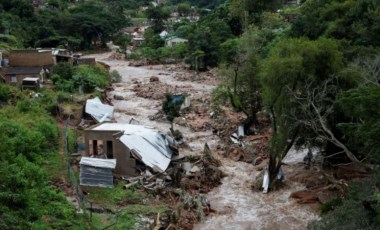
(260, 38), (347, 188)
(145, 4), (170, 33)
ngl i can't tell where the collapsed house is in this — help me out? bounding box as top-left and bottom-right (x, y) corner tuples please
(84, 122), (174, 176)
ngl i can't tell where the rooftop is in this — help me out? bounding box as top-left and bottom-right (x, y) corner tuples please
(4, 66), (42, 75)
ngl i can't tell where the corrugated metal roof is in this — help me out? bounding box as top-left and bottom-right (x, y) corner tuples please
(90, 123), (173, 172)
(85, 97), (114, 123)
(92, 123), (153, 132)
(80, 157), (116, 169)
(120, 131), (172, 172)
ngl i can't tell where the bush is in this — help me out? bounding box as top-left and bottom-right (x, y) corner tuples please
(309, 177), (380, 230)
(52, 62), (74, 80)
(109, 70), (122, 83)
(73, 65), (109, 93)
(0, 84), (10, 102)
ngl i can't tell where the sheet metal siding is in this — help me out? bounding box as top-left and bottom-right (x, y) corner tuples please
(80, 165), (114, 188)
(80, 157), (116, 169)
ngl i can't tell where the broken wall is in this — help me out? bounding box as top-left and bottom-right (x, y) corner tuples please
(84, 129), (136, 176)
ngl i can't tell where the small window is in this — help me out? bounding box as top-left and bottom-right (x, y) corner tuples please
(11, 76), (17, 83)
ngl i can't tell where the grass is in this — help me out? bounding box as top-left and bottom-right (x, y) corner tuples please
(84, 182), (144, 209)
(41, 151), (65, 182)
(122, 205), (169, 215)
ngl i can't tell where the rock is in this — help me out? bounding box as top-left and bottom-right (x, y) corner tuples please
(190, 165), (201, 173)
(113, 94), (124, 100)
(173, 117), (187, 126)
(182, 162), (193, 176)
(150, 76), (159, 82)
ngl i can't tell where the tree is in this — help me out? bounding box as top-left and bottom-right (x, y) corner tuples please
(65, 1), (129, 49)
(216, 19), (289, 134)
(162, 93), (184, 129)
(186, 29), (220, 69)
(145, 4), (170, 33)
(143, 28), (165, 49)
(338, 56), (380, 164)
(228, 0), (282, 26)
(177, 3), (191, 16)
(292, 0), (380, 47)
(260, 38), (346, 189)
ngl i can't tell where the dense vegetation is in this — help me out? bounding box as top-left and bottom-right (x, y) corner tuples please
(0, 0), (130, 49)
(0, 86), (89, 229)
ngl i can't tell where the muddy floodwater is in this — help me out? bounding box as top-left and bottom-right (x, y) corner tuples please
(86, 53), (320, 229)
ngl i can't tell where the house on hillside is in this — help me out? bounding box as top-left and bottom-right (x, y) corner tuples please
(84, 122), (174, 176)
(165, 36), (188, 47)
(3, 66), (46, 85)
(9, 49), (55, 67)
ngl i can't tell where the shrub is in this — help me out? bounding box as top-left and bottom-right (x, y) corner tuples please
(52, 62), (74, 80)
(0, 84), (10, 102)
(73, 65), (109, 93)
(109, 70), (122, 83)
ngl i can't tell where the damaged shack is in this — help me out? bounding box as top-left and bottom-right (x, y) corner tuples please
(84, 122), (173, 176)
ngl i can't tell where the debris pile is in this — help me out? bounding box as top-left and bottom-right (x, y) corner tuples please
(121, 143), (224, 229)
(133, 81), (193, 100)
(172, 72), (218, 85)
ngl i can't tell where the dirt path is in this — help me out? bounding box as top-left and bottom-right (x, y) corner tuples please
(85, 52), (320, 229)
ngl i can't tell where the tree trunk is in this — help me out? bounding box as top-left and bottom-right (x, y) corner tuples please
(233, 68), (238, 95)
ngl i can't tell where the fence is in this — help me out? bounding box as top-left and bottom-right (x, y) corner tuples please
(63, 118), (120, 229)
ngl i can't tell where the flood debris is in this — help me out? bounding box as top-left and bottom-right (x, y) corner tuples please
(120, 143), (223, 229)
(85, 97), (114, 123)
(133, 81), (193, 100)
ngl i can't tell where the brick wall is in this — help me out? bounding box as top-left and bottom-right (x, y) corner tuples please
(9, 50), (54, 67)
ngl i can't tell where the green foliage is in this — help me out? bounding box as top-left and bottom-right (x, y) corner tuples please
(319, 197), (343, 214)
(0, 0), (131, 49)
(173, 0), (225, 9)
(109, 70), (122, 83)
(140, 43), (188, 64)
(309, 177), (380, 230)
(338, 57), (380, 164)
(145, 4), (170, 33)
(162, 93), (184, 127)
(260, 37), (346, 183)
(73, 65), (109, 93)
(0, 94), (87, 229)
(66, 128), (77, 154)
(0, 84), (11, 102)
(52, 62), (74, 81)
(292, 0), (380, 49)
(85, 182), (144, 208)
(143, 28), (165, 49)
